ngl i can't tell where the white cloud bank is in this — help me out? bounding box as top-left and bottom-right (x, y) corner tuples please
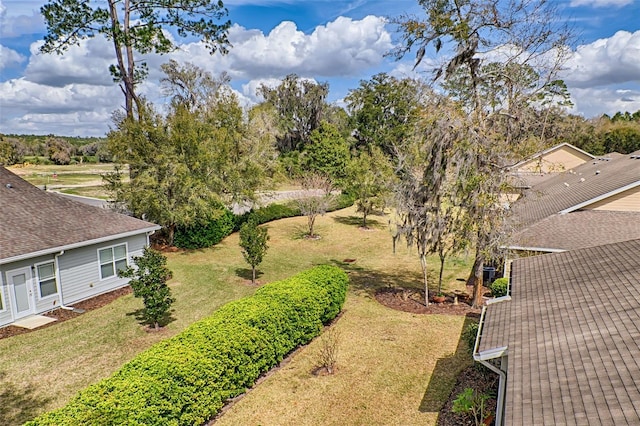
(0, 15), (391, 136)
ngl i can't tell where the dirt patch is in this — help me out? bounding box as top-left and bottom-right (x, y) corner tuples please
(374, 287), (484, 316)
(437, 365), (499, 426)
(0, 286), (132, 340)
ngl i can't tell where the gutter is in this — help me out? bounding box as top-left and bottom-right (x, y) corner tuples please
(53, 250), (74, 310)
(473, 298), (510, 426)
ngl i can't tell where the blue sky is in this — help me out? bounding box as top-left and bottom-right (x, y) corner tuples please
(0, 0), (639, 136)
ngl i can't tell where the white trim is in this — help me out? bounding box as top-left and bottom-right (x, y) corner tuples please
(505, 245), (566, 253)
(558, 181), (640, 214)
(34, 260), (59, 300)
(6, 266), (35, 320)
(98, 242), (129, 281)
(511, 142), (595, 169)
(0, 226), (159, 266)
(0, 271), (6, 313)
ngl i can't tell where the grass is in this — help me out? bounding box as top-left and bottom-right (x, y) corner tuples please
(0, 206), (473, 425)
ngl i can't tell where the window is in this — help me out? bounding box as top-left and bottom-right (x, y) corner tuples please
(99, 244), (128, 279)
(37, 262), (58, 298)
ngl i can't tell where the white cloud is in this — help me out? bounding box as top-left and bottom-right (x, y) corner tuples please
(563, 30), (640, 88)
(225, 16), (391, 79)
(0, 45), (26, 70)
(570, 0), (633, 7)
(569, 87), (640, 117)
(0, 2), (44, 37)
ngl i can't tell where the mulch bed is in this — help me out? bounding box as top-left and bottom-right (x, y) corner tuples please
(0, 286), (132, 340)
(374, 286), (484, 316)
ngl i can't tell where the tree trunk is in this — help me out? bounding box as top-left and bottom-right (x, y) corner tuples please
(469, 249), (485, 308)
(438, 254), (445, 294)
(167, 224), (176, 247)
(154, 321), (159, 331)
(362, 209), (368, 228)
(251, 266), (256, 285)
(308, 214), (316, 237)
(420, 254), (429, 306)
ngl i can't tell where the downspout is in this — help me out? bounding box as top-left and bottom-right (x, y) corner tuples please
(473, 300), (509, 426)
(54, 250), (74, 310)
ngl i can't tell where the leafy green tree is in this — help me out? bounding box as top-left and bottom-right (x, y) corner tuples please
(0, 137), (24, 166)
(304, 121), (351, 187)
(40, 0), (231, 118)
(345, 146), (395, 228)
(46, 137), (75, 165)
(119, 247), (175, 330)
(346, 73), (424, 156)
(239, 219), (270, 285)
(258, 74), (329, 153)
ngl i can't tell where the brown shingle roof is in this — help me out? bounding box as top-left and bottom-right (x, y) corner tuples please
(509, 210), (640, 252)
(0, 167), (159, 262)
(479, 239), (640, 424)
(511, 151), (640, 227)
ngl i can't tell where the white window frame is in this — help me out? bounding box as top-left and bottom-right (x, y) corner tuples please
(0, 273), (6, 312)
(98, 243), (129, 280)
(34, 261), (58, 299)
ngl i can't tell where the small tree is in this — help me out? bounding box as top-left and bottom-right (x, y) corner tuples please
(118, 247), (175, 330)
(239, 219), (270, 285)
(297, 173), (334, 238)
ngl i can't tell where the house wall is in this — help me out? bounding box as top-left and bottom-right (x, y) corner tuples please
(518, 148), (592, 174)
(58, 233), (148, 305)
(0, 232), (149, 327)
(583, 186), (640, 212)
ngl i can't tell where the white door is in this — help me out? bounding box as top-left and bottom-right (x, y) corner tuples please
(8, 267), (34, 319)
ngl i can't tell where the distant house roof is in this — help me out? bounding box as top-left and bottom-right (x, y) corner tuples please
(0, 167), (159, 264)
(478, 238), (640, 424)
(508, 210), (640, 252)
(510, 142), (595, 170)
(510, 151), (640, 227)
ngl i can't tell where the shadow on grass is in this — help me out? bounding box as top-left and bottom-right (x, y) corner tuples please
(0, 370), (52, 425)
(235, 267), (263, 281)
(419, 313), (478, 416)
(331, 214), (384, 229)
(126, 307), (177, 328)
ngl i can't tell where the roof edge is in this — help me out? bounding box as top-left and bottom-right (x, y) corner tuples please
(504, 245), (566, 253)
(559, 180), (640, 214)
(0, 225), (160, 265)
(511, 142), (595, 169)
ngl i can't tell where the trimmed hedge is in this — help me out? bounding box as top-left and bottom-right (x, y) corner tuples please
(27, 265), (349, 426)
(490, 277), (508, 297)
(174, 205), (235, 249)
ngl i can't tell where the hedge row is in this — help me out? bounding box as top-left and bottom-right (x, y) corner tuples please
(27, 265), (349, 426)
(174, 193), (355, 249)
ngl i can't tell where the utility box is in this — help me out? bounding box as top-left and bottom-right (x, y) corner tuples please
(483, 266), (496, 284)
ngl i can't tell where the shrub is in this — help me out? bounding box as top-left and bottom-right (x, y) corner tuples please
(490, 277), (508, 297)
(452, 387), (491, 426)
(27, 265), (349, 426)
(174, 205), (235, 249)
(463, 321), (479, 355)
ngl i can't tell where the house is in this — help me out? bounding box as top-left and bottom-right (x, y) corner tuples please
(474, 238), (640, 425)
(509, 142), (595, 186)
(0, 167), (160, 327)
(507, 151), (640, 253)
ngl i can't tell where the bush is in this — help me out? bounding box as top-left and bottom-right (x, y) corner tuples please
(27, 265), (349, 426)
(174, 205), (235, 249)
(490, 277), (508, 297)
(463, 321), (479, 355)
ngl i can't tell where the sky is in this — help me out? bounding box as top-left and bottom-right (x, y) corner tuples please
(0, 0), (639, 137)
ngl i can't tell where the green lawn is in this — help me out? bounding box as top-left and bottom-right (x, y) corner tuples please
(0, 206), (473, 425)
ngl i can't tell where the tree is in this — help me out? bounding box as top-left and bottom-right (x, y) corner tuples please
(119, 247), (175, 330)
(0, 137), (25, 166)
(297, 173), (334, 239)
(304, 121), (351, 187)
(392, 0), (573, 307)
(345, 146), (395, 228)
(46, 137), (75, 165)
(258, 74), (329, 153)
(239, 219), (269, 285)
(107, 64), (275, 245)
(346, 73), (424, 156)
(160, 59), (231, 112)
(40, 0), (231, 118)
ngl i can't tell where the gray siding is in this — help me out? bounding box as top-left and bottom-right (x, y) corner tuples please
(0, 232), (149, 326)
(58, 233), (148, 305)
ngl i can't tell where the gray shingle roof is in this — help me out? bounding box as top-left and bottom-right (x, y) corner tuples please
(509, 210), (640, 252)
(479, 239), (640, 425)
(0, 167), (159, 262)
(511, 151), (640, 227)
